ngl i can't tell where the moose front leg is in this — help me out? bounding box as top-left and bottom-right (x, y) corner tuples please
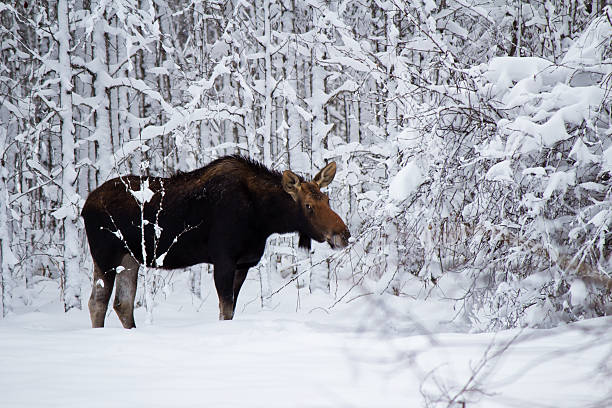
(213, 259), (237, 320)
(232, 268), (249, 314)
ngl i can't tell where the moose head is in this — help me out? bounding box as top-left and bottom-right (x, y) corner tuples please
(282, 162), (351, 250)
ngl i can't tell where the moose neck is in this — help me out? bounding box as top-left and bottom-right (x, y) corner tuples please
(258, 185), (305, 237)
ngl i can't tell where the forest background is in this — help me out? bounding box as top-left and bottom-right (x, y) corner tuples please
(0, 0), (611, 331)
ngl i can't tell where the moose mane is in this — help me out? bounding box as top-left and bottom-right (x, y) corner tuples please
(171, 155), (312, 250)
(172, 155), (305, 187)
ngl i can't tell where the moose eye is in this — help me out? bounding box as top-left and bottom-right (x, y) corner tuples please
(305, 203), (313, 213)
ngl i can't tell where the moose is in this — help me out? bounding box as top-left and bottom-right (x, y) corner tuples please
(82, 155), (350, 328)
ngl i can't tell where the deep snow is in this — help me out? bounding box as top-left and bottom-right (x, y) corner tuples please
(0, 273), (610, 408)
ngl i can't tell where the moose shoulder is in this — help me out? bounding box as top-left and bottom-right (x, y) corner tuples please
(82, 155), (350, 328)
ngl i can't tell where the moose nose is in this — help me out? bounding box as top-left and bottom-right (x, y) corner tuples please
(330, 228), (350, 249)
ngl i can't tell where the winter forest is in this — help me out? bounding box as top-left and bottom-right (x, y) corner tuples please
(1, 0), (611, 406)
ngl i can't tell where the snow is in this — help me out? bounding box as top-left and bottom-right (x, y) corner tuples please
(485, 160), (513, 183)
(588, 209), (609, 228)
(130, 180), (155, 204)
(569, 137), (598, 165)
(543, 170), (575, 200)
(51, 204), (75, 220)
(562, 13), (612, 68)
(570, 279), (588, 306)
(389, 162), (424, 201)
(485, 57), (555, 95)
(603, 145), (612, 173)
(0, 275), (609, 408)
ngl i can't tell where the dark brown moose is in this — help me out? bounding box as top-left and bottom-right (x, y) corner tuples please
(82, 155), (350, 328)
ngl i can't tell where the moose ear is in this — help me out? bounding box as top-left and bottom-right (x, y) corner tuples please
(282, 170), (301, 200)
(313, 162), (337, 188)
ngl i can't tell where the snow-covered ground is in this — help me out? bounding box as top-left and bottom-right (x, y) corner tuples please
(1, 273), (610, 408)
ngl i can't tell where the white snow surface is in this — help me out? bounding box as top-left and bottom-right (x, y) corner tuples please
(0, 274), (610, 408)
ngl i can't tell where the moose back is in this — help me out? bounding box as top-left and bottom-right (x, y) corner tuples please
(82, 155), (350, 328)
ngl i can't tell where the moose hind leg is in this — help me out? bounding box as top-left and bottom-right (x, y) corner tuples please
(88, 262), (116, 328)
(113, 254), (139, 329)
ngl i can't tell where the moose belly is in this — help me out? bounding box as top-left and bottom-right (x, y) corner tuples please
(151, 235), (212, 270)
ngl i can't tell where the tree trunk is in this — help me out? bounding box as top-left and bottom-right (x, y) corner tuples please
(259, 0), (275, 306)
(0, 134), (16, 317)
(57, 0), (82, 311)
(263, 0), (273, 165)
(92, 2), (112, 181)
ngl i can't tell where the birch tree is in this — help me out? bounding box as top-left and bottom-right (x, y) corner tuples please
(55, 0), (82, 311)
(262, 0), (273, 165)
(0, 130), (17, 317)
(90, 0), (114, 181)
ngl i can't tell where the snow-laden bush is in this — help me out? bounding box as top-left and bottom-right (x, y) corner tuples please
(472, 15), (612, 328)
(359, 12), (612, 330)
